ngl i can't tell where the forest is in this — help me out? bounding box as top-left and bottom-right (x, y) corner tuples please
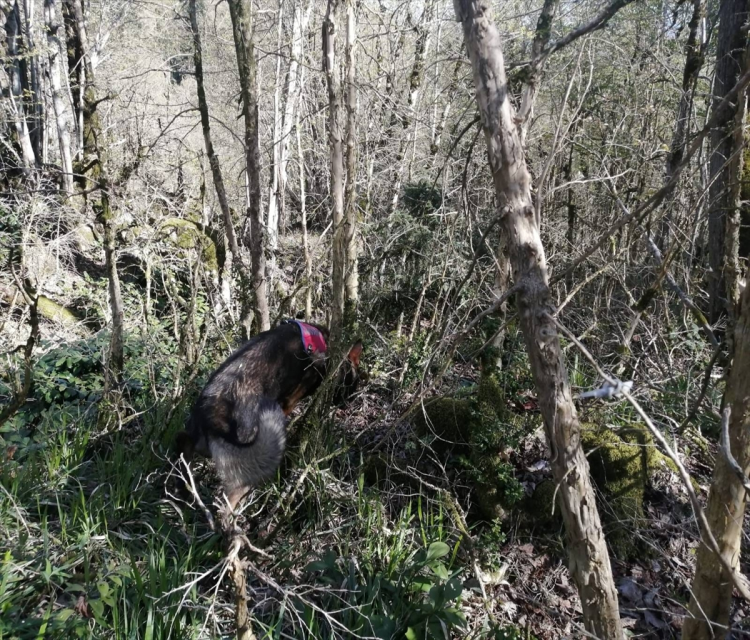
(1, 0), (749, 637)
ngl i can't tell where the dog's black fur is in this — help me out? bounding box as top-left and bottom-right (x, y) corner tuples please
(176, 321), (362, 507)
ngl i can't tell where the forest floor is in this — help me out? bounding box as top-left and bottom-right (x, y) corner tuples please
(2, 329), (749, 639)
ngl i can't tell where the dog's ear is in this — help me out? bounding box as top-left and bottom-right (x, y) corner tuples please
(347, 341), (363, 367)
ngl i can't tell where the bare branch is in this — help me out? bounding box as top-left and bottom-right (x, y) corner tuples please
(546, 0), (638, 57)
(551, 66), (750, 285)
(720, 407), (750, 492)
(547, 312), (750, 602)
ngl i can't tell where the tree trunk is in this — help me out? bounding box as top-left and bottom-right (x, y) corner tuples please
(227, 0), (270, 334)
(5, 0), (37, 171)
(657, 0), (705, 249)
(278, 1), (311, 240)
(266, 0), (284, 257)
(683, 284), (750, 639)
(516, 0), (559, 146)
(44, 0), (74, 194)
(297, 114), (312, 320)
(343, 0), (358, 308)
(61, 0), (83, 149)
(707, 0), (749, 323)
(387, 0), (433, 215)
(65, 0), (123, 389)
(21, 0), (42, 162)
(453, 1), (624, 637)
(324, 0), (346, 339)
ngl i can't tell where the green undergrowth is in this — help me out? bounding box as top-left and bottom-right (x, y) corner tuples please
(0, 318), (514, 639)
(1, 325), (221, 638)
(414, 367), (538, 521)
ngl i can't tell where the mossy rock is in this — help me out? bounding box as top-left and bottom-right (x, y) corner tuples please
(414, 397), (473, 445)
(523, 479), (562, 529)
(580, 423), (671, 558)
(581, 425), (648, 507)
(412, 372), (538, 521)
(477, 373), (509, 420)
(159, 218), (218, 272)
(38, 296), (79, 325)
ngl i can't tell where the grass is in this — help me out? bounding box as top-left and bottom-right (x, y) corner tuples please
(1, 306), (723, 639)
(0, 328), (484, 639)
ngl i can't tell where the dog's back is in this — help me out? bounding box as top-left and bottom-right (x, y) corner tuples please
(177, 322), (361, 508)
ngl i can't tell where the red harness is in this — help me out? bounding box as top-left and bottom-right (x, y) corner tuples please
(291, 320), (327, 354)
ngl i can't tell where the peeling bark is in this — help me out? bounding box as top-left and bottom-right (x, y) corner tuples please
(453, 0), (623, 636)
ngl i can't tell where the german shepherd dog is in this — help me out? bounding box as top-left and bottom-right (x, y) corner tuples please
(176, 320), (363, 508)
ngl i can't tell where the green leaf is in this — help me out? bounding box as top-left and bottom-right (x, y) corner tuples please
(56, 608), (74, 622)
(443, 577), (462, 601)
(97, 582), (110, 599)
(425, 541), (450, 563)
(88, 598), (104, 620)
(430, 563), (450, 580)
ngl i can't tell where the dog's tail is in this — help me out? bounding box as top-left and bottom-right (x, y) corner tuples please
(208, 395), (287, 500)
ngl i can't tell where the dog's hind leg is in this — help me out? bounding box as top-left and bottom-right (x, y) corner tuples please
(210, 396), (287, 510)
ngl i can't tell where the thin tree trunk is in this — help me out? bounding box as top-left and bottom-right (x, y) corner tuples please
(343, 0), (358, 308)
(707, 0), (749, 323)
(227, 0), (270, 334)
(297, 114), (312, 320)
(453, 1), (623, 637)
(516, 0), (559, 146)
(0, 284), (39, 429)
(21, 0), (42, 162)
(658, 0), (705, 249)
(431, 59), (461, 157)
(722, 52), (749, 322)
(188, 0), (237, 260)
(278, 1), (311, 240)
(387, 0), (433, 215)
(5, 0), (37, 170)
(65, 0), (123, 389)
(44, 0), (73, 194)
(683, 284), (750, 639)
(61, 0), (83, 149)
(266, 0), (284, 257)
(324, 0), (346, 339)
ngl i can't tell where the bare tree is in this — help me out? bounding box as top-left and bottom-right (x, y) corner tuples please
(453, 0), (623, 637)
(3, 0), (37, 171)
(188, 0), (240, 324)
(683, 283), (750, 639)
(278, 0), (312, 240)
(343, 0), (357, 308)
(227, 0), (270, 333)
(706, 0), (749, 323)
(44, 0), (73, 194)
(323, 0), (347, 339)
(63, 0), (123, 389)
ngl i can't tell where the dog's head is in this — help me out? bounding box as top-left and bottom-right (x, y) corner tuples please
(335, 341), (364, 403)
